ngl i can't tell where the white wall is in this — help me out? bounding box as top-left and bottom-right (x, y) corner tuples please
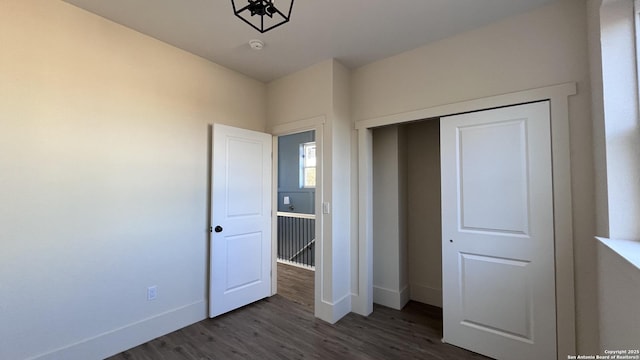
(0, 1), (266, 359)
(588, 0), (610, 238)
(267, 59), (352, 323)
(330, 61), (353, 309)
(351, 0), (597, 354)
(405, 120), (442, 307)
(597, 239), (640, 350)
(372, 126), (408, 310)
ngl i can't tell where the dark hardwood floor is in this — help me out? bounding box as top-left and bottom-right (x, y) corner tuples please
(107, 264), (489, 360)
(276, 262), (314, 311)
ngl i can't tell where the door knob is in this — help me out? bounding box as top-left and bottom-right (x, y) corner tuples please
(214, 226), (223, 233)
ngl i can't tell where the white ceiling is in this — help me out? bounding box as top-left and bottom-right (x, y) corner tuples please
(63, 0), (557, 82)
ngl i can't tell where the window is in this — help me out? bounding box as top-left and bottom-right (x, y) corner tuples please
(635, 0), (640, 100)
(300, 142), (316, 188)
(597, 0), (640, 243)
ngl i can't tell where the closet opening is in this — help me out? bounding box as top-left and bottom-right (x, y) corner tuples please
(371, 117), (442, 323)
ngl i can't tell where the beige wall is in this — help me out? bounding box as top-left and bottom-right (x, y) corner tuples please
(372, 125), (409, 310)
(0, 1), (266, 359)
(372, 119), (442, 309)
(597, 240), (640, 350)
(330, 60), (353, 304)
(405, 120), (442, 307)
(352, 0), (597, 354)
(1, 0), (608, 357)
(267, 59), (353, 323)
(267, 61), (332, 128)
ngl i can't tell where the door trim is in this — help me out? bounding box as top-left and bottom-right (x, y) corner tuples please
(354, 82), (577, 359)
(270, 115), (325, 320)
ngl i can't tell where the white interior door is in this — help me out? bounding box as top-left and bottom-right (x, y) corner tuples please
(210, 124), (272, 318)
(440, 101), (556, 360)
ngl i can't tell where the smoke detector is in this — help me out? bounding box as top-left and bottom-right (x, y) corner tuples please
(249, 39), (264, 50)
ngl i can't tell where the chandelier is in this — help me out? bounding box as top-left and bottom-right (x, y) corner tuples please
(231, 0), (295, 33)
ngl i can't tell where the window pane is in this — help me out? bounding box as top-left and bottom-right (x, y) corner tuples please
(304, 143), (316, 167)
(304, 167), (316, 188)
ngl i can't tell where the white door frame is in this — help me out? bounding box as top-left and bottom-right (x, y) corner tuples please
(270, 115), (325, 318)
(354, 83), (577, 360)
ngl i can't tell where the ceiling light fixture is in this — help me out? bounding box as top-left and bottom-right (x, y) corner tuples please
(231, 0), (294, 33)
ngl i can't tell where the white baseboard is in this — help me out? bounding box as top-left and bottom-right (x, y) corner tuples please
(409, 283), (442, 307)
(30, 301), (206, 360)
(399, 285), (410, 308)
(317, 293), (352, 324)
(350, 291), (373, 316)
(330, 293), (352, 323)
(373, 285), (409, 310)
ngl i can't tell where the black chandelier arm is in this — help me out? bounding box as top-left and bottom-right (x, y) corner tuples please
(230, 0), (240, 13)
(236, 12), (265, 33)
(285, 0), (294, 20)
(235, 3), (253, 15)
(230, 0), (294, 33)
(260, 17), (290, 33)
(270, 6), (289, 22)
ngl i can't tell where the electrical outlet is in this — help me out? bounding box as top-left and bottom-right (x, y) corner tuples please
(147, 286), (158, 301)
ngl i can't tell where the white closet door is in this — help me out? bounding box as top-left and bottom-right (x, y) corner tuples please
(441, 101), (556, 360)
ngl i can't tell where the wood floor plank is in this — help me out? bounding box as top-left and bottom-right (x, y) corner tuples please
(108, 266), (489, 360)
(276, 262), (314, 310)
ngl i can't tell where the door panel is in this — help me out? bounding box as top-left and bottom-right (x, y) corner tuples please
(225, 232), (263, 291)
(226, 139), (264, 217)
(460, 253), (532, 341)
(441, 102), (555, 360)
(210, 124), (272, 318)
(458, 120), (529, 234)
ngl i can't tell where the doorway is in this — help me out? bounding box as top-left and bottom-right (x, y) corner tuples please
(275, 130), (317, 312)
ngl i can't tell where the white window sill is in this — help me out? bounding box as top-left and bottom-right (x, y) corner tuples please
(597, 237), (640, 271)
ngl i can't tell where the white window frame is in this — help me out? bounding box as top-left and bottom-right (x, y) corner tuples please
(635, 0), (640, 104)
